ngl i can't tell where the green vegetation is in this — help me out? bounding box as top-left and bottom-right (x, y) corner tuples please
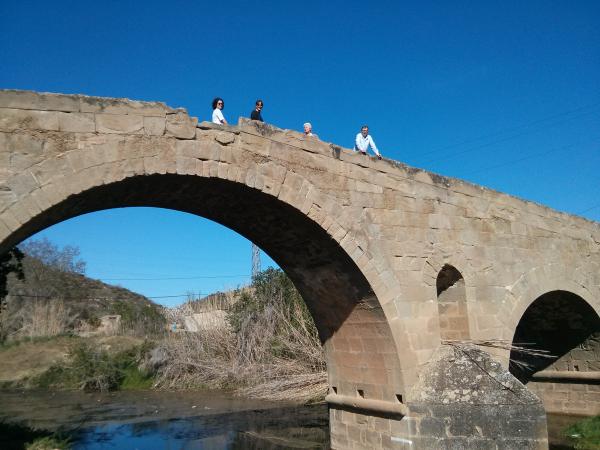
(33, 341), (154, 392)
(112, 299), (166, 336)
(26, 435), (71, 450)
(565, 415), (600, 449)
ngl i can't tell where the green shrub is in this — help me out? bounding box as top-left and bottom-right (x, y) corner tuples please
(33, 341), (155, 391)
(26, 435), (71, 450)
(565, 415), (600, 449)
(227, 268), (313, 335)
(112, 300), (165, 336)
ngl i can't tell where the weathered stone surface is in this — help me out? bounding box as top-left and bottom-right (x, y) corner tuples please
(0, 90), (80, 112)
(407, 345), (548, 448)
(165, 111), (197, 139)
(0, 108), (59, 131)
(143, 116), (165, 136)
(95, 113), (143, 134)
(58, 112), (95, 132)
(79, 95), (173, 116)
(0, 90), (599, 450)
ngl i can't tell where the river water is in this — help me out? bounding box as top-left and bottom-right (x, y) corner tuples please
(0, 390), (329, 449)
(0, 390), (581, 449)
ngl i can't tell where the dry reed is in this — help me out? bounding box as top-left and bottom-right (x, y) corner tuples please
(155, 291), (327, 403)
(19, 299), (71, 338)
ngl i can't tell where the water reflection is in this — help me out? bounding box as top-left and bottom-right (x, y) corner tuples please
(0, 390), (329, 449)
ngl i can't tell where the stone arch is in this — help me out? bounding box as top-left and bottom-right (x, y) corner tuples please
(423, 247), (474, 342)
(436, 264), (470, 341)
(492, 264), (600, 367)
(508, 289), (600, 415)
(503, 264), (600, 341)
(0, 140), (409, 404)
(509, 290), (600, 382)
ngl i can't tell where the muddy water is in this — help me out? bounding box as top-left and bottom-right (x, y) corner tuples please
(0, 390), (582, 449)
(0, 390), (329, 449)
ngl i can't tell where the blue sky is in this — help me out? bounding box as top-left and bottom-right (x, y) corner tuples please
(1, 1), (599, 306)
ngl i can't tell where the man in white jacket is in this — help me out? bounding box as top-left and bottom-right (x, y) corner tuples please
(355, 125), (382, 159)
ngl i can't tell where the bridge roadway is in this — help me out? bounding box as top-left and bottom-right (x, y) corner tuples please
(1, 90), (599, 449)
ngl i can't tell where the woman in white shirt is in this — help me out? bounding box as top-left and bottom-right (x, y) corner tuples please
(212, 97), (227, 124)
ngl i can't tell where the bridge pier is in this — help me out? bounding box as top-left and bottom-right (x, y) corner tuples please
(329, 345), (548, 449)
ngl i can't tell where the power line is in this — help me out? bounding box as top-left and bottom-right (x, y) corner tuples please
(11, 292), (194, 300)
(461, 136), (598, 177)
(101, 274), (250, 281)
(420, 109), (600, 167)
(577, 203), (600, 215)
(416, 98), (600, 160)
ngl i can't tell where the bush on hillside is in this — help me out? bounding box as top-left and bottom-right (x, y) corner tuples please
(34, 341), (154, 392)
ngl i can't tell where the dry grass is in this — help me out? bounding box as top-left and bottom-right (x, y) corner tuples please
(19, 300), (71, 338)
(155, 296), (327, 403)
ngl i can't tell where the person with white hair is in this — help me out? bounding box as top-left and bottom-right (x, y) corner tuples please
(303, 122), (318, 138)
(355, 125), (382, 159)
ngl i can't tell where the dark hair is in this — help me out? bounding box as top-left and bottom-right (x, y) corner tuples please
(212, 97), (224, 110)
(255, 99), (263, 106)
(361, 125), (369, 130)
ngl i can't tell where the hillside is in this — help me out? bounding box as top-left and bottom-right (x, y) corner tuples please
(1, 247), (164, 341)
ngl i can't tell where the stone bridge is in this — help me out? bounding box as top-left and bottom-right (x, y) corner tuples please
(1, 90), (599, 449)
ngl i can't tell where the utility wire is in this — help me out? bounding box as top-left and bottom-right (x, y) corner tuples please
(420, 110), (600, 167)
(577, 203), (600, 215)
(462, 144), (572, 177)
(462, 134), (600, 177)
(12, 292), (205, 300)
(417, 98), (600, 160)
(101, 274), (250, 281)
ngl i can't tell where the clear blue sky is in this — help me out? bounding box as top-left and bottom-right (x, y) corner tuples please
(1, 1), (598, 306)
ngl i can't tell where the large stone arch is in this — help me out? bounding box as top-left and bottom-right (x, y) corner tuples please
(0, 127), (415, 448)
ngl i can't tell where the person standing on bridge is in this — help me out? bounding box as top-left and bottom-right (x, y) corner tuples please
(303, 122), (318, 138)
(250, 99), (264, 122)
(355, 125), (382, 159)
(212, 97), (227, 125)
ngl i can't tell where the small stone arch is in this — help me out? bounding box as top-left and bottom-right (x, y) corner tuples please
(423, 247), (474, 342)
(436, 264), (470, 341)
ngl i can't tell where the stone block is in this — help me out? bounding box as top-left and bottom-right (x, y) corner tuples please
(58, 112), (95, 132)
(7, 171), (39, 196)
(79, 95), (173, 116)
(0, 209), (21, 231)
(0, 108), (59, 131)
(0, 90), (80, 112)
(165, 111), (197, 139)
(96, 113), (143, 134)
(143, 116), (166, 136)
